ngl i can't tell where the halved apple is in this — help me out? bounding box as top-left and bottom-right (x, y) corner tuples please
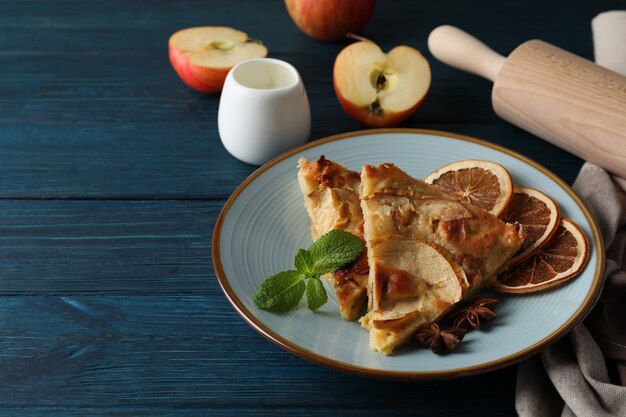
(333, 41), (431, 127)
(169, 27), (268, 93)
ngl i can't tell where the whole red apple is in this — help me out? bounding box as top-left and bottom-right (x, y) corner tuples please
(285, 0), (376, 41)
(169, 27), (268, 93)
(333, 40), (431, 128)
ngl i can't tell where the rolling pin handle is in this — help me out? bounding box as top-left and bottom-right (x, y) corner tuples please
(428, 25), (506, 82)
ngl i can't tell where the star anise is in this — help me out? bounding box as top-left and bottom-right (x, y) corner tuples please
(415, 323), (467, 354)
(453, 296), (498, 329)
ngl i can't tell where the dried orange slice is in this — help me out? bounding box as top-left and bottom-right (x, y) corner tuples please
(500, 187), (560, 265)
(424, 160), (513, 216)
(492, 218), (589, 293)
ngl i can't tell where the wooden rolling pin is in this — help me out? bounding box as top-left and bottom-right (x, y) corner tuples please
(428, 25), (626, 179)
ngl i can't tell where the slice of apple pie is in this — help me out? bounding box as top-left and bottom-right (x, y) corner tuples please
(360, 163), (524, 354)
(297, 156), (369, 320)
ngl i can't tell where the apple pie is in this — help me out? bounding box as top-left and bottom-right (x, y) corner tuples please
(297, 156), (369, 320)
(360, 163), (524, 354)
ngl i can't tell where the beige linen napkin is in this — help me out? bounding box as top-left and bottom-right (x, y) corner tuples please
(516, 165), (626, 416)
(516, 11), (626, 417)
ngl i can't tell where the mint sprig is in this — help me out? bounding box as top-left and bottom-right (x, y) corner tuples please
(253, 230), (364, 312)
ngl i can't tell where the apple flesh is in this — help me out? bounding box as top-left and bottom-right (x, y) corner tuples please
(169, 27), (268, 93)
(285, 0), (376, 41)
(333, 41), (431, 128)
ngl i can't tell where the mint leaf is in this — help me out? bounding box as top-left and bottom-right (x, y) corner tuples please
(308, 230), (364, 275)
(253, 230), (363, 315)
(294, 248), (314, 276)
(306, 277), (328, 312)
(253, 270), (305, 312)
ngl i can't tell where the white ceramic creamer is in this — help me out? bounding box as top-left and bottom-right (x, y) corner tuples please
(218, 58), (311, 166)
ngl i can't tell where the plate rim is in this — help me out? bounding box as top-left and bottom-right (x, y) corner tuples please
(212, 128), (605, 380)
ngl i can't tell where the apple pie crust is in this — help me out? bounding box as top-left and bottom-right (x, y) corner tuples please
(359, 163), (524, 354)
(297, 156), (369, 320)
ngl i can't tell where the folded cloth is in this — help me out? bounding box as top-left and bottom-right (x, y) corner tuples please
(592, 11), (626, 74)
(516, 164), (626, 416)
(592, 10), (626, 194)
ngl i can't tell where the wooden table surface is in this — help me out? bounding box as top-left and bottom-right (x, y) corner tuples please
(1, 0), (617, 415)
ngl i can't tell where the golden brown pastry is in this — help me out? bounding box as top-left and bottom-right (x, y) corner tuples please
(297, 156), (368, 320)
(360, 163), (524, 354)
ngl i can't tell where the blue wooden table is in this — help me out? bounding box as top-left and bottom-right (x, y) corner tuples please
(0, 0), (617, 415)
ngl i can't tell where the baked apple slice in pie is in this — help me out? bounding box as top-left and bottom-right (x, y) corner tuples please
(360, 163), (524, 354)
(297, 156), (369, 320)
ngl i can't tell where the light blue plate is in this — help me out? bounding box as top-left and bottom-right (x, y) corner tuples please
(213, 129), (604, 379)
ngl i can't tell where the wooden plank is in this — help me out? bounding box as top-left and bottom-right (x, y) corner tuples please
(0, 294), (516, 415)
(0, 200), (217, 294)
(0, 52), (501, 125)
(0, 407), (516, 417)
(0, 122), (582, 199)
(0, 123), (253, 199)
(0, 0), (600, 59)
